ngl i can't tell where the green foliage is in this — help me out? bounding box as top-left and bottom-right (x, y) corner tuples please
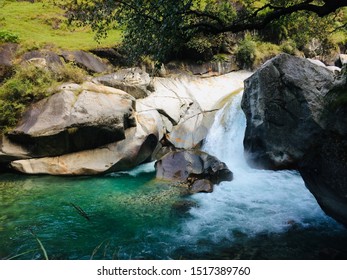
(0, 29), (19, 43)
(0, 63), (86, 131)
(280, 39), (297, 55)
(264, 9), (346, 57)
(0, 65), (54, 130)
(212, 53), (230, 62)
(255, 41), (280, 66)
(235, 35), (257, 69)
(185, 33), (224, 61)
(58, 0), (346, 64)
(59, 0), (239, 63)
(54, 62), (87, 84)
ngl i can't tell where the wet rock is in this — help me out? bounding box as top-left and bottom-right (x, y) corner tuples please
(171, 200), (198, 216)
(155, 150), (233, 193)
(299, 134), (347, 226)
(189, 179), (213, 194)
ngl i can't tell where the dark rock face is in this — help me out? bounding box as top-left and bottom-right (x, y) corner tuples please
(242, 53), (347, 225)
(241, 53), (335, 169)
(90, 47), (126, 66)
(155, 150), (233, 194)
(299, 134), (347, 225)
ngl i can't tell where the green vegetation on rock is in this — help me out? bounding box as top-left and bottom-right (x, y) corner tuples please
(0, 62), (86, 131)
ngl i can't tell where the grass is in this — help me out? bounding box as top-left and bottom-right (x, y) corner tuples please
(0, 0), (122, 50)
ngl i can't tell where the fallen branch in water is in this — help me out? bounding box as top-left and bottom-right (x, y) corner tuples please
(70, 203), (91, 221)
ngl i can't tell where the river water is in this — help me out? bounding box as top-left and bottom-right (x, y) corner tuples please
(1, 93), (347, 260)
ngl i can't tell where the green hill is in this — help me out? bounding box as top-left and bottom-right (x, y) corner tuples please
(0, 0), (122, 50)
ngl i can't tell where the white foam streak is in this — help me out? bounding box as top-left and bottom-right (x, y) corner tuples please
(109, 162), (155, 177)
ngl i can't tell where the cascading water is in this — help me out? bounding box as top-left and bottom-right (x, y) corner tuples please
(172, 92), (346, 259)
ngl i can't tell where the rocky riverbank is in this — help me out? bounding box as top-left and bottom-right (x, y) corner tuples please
(1, 69), (250, 175)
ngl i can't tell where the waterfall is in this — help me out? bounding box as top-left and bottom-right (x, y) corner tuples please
(180, 92), (337, 246)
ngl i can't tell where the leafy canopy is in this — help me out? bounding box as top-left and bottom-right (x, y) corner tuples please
(57, 0), (347, 63)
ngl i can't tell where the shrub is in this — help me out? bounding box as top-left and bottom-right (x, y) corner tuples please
(235, 36), (257, 69)
(280, 40), (297, 55)
(0, 29), (19, 43)
(255, 42), (281, 66)
(0, 65), (56, 131)
(0, 61), (88, 131)
(54, 62), (87, 84)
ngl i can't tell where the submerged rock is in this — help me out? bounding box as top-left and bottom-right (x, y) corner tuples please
(171, 200), (198, 216)
(155, 150), (233, 194)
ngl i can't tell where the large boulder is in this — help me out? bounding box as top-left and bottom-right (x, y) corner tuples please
(155, 150), (233, 194)
(7, 82), (136, 157)
(22, 50), (63, 69)
(3, 69), (250, 176)
(241, 53), (335, 169)
(299, 66), (347, 225)
(242, 53), (347, 225)
(10, 109), (163, 175)
(61, 50), (109, 73)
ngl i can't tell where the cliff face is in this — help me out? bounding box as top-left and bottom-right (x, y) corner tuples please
(242, 53), (347, 225)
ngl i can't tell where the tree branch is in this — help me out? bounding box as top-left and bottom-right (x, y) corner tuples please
(183, 0), (347, 34)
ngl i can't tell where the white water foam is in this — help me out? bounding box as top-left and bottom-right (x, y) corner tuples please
(108, 162), (156, 177)
(180, 92), (336, 244)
